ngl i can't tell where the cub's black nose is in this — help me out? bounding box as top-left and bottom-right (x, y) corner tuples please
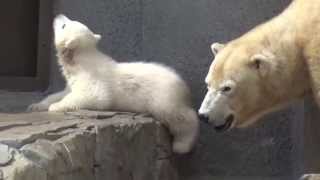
(199, 114), (209, 124)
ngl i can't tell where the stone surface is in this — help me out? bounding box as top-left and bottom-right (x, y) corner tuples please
(0, 144), (13, 166)
(0, 111), (177, 180)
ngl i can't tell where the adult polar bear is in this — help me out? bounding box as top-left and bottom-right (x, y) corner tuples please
(199, 0), (320, 131)
(29, 15), (199, 154)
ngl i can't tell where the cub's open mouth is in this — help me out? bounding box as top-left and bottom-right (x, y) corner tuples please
(214, 114), (234, 132)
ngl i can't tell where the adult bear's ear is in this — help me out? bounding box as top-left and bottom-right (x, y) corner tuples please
(211, 42), (225, 56)
(249, 52), (276, 77)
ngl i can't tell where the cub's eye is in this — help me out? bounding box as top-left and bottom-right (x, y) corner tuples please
(62, 24), (66, 29)
(221, 86), (231, 93)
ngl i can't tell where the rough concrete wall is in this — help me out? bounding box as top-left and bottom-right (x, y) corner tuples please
(48, 0), (306, 179)
(303, 98), (320, 174)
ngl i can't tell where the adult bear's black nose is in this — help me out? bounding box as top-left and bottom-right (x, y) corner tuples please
(198, 113), (209, 124)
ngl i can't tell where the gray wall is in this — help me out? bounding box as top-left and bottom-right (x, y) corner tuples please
(51, 0), (306, 179)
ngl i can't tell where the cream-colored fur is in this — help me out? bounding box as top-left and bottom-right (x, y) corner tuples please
(199, 0), (320, 130)
(30, 15), (199, 154)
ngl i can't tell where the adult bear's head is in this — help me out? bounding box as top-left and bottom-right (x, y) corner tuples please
(198, 37), (308, 131)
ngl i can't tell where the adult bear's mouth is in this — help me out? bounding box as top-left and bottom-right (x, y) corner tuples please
(214, 114), (234, 132)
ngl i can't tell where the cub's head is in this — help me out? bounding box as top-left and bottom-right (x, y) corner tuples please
(198, 41), (283, 131)
(53, 14), (101, 51)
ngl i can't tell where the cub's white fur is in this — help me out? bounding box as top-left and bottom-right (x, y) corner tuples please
(29, 15), (199, 154)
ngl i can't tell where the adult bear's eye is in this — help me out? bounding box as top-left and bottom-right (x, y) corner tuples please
(221, 86), (231, 93)
(62, 24), (66, 29)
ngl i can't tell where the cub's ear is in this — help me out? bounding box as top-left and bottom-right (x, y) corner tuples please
(65, 37), (79, 49)
(249, 53), (276, 76)
(94, 34), (101, 41)
(211, 42), (225, 56)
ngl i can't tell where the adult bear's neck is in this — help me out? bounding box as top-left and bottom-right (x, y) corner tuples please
(232, 0), (311, 103)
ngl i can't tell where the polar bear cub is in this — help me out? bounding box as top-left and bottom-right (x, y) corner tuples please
(30, 15), (199, 154)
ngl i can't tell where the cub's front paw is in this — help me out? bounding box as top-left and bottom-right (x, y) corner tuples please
(49, 103), (65, 112)
(48, 103), (77, 112)
(27, 103), (49, 112)
(48, 103), (61, 112)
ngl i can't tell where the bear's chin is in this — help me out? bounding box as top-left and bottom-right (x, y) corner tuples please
(214, 114), (235, 132)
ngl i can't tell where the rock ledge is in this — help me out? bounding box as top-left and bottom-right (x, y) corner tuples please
(0, 110), (178, 180)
